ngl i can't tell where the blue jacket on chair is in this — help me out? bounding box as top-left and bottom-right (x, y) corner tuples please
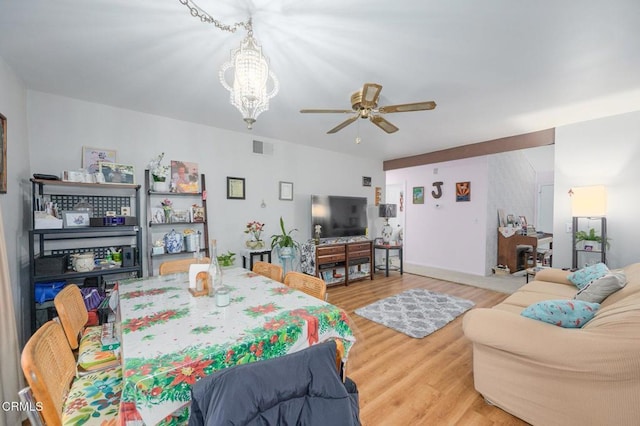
(188, 340), (360, 426)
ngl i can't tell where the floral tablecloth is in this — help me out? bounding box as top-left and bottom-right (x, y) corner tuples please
(117, 267), (355, 425)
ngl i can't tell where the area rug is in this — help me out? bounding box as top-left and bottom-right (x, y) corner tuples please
(354, 288), (475, 338)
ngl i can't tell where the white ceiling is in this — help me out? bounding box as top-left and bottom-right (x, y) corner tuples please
(1, 0), (639, 161)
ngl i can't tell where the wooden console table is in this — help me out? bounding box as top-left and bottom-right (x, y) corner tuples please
(314, 240), (373, 286)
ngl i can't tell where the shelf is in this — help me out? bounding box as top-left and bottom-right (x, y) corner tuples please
(31, 226), (139, 235)
(31, 178), (140, 190)
(33, 265), (141, 282)
(148, 221), (206, 227)
(147, 190), (204, 197)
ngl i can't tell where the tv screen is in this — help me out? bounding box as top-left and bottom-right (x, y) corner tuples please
(311, 195), (368, 238)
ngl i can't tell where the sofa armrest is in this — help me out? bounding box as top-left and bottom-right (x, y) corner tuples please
(534, 268), (573, 286)
(462, 308), (639, 373)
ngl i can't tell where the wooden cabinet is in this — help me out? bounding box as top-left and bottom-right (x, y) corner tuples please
(497, 232), (537, 274)
(315, 241), (373, 286)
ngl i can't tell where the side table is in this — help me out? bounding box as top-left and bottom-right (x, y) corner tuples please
(241, 249), (272, 271)
(373, 244), (403, 277)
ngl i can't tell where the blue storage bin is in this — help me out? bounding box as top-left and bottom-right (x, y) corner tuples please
(34, 281), (66, 304)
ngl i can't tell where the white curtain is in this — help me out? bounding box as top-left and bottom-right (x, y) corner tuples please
(0, 204), (22, 426)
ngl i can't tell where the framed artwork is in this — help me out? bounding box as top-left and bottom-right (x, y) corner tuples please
(519, 216), (527, 227)
(506, 214), (516, 225)
(0, 113), (6, 193)
(456, 181), (471, 202)
(171, 160), (199, 193)
(362, 176), (372, 187)
(374, 237), (384, 246)
(62, 211), (90, 228)
(151, 207), (165, 224)
(279, 181), (294, 201)
(191, 205), (205, 222)
(99, 162), (135, 184)
(82, 146), (116, 174)
(227, 177), (245, 200)
(498, 209), (506, 227)
(412, 186), (424, 204)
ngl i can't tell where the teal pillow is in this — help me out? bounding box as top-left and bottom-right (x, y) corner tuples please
(567, 263), (609, 289)
(521, 299), (600, 328)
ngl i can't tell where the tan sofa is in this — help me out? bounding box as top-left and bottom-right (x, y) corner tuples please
(462, 263), (640, 426)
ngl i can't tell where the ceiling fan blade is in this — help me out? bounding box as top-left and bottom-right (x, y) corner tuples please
(300, 109), (354, 114)
(370, 115), (399, 134)
(327, 115), (359, 134)
(378, 101), (436, 114)
(360, 83), (383, 108)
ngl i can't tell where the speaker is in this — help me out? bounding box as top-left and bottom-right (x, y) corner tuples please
(122, 247), (135, 267)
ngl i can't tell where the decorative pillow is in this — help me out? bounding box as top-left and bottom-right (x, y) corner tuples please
(567, 263), (609, 289)
(521, 299), (600, 328)
(575, 271), (627, 303)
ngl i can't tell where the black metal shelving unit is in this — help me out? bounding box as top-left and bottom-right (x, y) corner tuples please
(572, 216), (607, 269)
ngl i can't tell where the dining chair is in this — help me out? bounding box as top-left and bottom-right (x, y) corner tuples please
(252, 261), (283, 282)
(21, 320), (122, 425)
(188, 340), (359, 426)
(284, 271), (327, 301)
(53, 284), (119, 373)
(159, 257), (211, 275)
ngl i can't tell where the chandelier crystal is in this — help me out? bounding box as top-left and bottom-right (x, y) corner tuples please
(179, 1), (278, 129)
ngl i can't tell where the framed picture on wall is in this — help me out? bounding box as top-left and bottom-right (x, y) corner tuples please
(279, 181), (294, 201)
(455, 181), (471, 202)
(412, 186), (424, 204)
(227, 177), (245, 199)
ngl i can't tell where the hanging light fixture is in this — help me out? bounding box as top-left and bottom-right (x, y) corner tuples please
(179, 1), (279, 129)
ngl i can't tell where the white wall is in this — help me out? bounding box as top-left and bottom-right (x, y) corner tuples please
(0, 56), (31, 345)
(553, 110), (640, 269)
(26, 91), (385, 276)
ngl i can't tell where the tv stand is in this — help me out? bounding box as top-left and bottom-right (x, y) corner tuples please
(314, 240), (373, 286)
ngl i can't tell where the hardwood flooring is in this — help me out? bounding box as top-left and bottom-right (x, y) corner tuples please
(327, 272), (529, 426)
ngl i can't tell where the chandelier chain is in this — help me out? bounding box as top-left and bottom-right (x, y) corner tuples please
(178, 0), (252, 34)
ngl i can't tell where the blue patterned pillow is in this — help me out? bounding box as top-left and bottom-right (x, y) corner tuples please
(521, 300), (600, 328)
(567, 263), (609, 289)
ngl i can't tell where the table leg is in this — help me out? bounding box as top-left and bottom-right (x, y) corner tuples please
(385, 250), (390, 277)
(399, 247), (403, 275)
(242, 256), (247, 269)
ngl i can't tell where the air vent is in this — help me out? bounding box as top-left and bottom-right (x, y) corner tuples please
(253, 140), (273, 155)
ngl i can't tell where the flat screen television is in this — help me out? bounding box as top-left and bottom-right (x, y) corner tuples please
(311, 195), (368, 238)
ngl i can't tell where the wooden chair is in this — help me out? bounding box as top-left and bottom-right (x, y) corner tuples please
(54, 284), (119, 373)
(21, 321), (122, 425)
(284, 271), (327, 301)
(159, 257), (210, 275)
(252, 261), (283, 282)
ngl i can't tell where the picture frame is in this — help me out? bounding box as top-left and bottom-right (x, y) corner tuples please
(170, 160), (199, 193)
(362, 176), (372, 187)
(151, 207), (165, 224)
(82, 146), (116, 174)
(63, 211), (90, 228)
(412, 186), (425, 204)
(506, 214), (516, 225)
(227, 177), (245, 200)
(498, 209), (506, 227)
(584, 244), (593, 252)
(519, 216), (527, 228)
(0, 112), (6, 193)
(374, 237), (384, 246)
(279, 181), (294, 201)
(99, 162), (135, 184)
(456, 181), (471, 202)
(191, 205), (205, 222)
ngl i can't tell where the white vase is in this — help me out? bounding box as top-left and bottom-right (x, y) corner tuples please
(153, 181), (169, 192)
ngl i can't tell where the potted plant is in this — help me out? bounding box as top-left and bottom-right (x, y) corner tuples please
(270, 217), (299, 258)
(149, 152), (170, 192)
(216, 250), (236, 267)
(575, 228), (609, 251)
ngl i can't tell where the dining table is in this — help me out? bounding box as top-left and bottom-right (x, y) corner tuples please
(116, 267), (356, 425)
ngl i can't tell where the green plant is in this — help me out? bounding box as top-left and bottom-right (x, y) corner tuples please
(270, 217), (299, 250)
(575, 228), (610, 248)
(216, 250), (236, 267)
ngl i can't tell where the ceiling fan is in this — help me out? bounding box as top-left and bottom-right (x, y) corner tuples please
(300, 83), (436, 134)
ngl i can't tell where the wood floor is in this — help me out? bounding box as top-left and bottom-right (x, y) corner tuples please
(326, 272), (529, 426)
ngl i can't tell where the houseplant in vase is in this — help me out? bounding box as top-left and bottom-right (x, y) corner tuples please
(217, 250), (236, 267)
(245, 221), (265, 249)
(575, 228), (609, 251)
(149, 152), (170, 192)
(270, 217), (299, 260)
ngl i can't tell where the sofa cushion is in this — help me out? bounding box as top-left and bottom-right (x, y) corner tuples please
(575, 271), (627, 303)
(568, 263), (609, 289)
(521, 299), (600, 328)
(61, 366), (121, 425)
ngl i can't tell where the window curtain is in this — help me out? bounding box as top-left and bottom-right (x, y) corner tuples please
(0, 204), (22, 426)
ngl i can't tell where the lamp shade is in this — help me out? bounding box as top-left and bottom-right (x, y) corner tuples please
(379, 204), (397, 218)
(571, 185), (607, 217)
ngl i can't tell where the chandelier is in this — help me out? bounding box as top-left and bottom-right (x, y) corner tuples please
(179, 0), (279, 129)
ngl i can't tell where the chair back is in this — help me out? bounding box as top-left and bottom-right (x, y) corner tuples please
(284, 271), (327, 301)
(21, 321), (77, 426)
(159, 257), (211, 275)
(252, 261), (283, 282)
(54, 284), (88, 349)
